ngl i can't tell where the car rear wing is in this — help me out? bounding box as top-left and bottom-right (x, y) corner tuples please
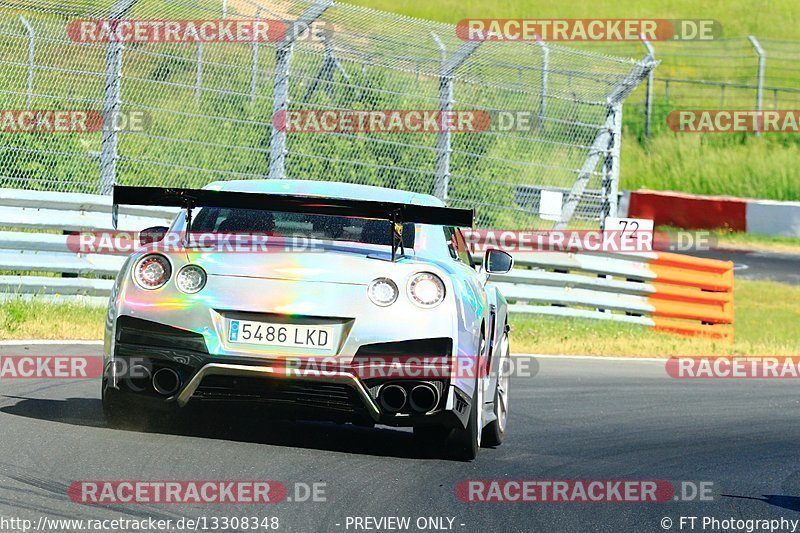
(112, 185), (474, 260)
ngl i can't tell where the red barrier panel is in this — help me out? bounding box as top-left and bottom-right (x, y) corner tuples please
(628, 190), (747, 231)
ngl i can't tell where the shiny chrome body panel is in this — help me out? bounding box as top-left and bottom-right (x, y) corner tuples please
(104, 180), (510, 429)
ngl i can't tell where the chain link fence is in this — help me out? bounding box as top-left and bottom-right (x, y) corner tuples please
(0, 0), (653, 229)
(595, 37), (800, 138)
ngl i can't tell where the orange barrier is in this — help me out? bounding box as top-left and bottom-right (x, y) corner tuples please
(647, 252), (734, 339)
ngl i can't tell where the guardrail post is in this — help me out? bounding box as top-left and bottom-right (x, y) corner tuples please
(640, 35), (655, 139)
(535, 41), (548, 132)
(431, 35), (482, 202)
(269, 0), (331, 180)
(748, 35), (766, 136)
(99, 0), (139, 196)
(19, 16), (34, 110)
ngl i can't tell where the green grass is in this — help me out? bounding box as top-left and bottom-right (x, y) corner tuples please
(510, 279), (800, 357)
(0, 297), (104, 340)
(621, 134), (800, 200)
(347, 0), (798, 38)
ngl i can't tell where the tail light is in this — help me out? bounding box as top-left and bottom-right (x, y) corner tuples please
(133, 254), (171, 290)
(407, 272), (445, 308)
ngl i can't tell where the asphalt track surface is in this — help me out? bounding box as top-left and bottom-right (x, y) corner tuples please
(2, 345), (800, 532)
(689, 249), (800, 285)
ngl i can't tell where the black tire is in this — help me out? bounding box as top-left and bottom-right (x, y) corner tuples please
(102, 379), (177, 431)
(102, 381), (139, 430)
(449, 385), (480, 461)
(482, 331), (510, 448)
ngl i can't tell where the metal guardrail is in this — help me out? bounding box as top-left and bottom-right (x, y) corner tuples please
(0, 189), (175, 306)
(0, 189), (733, 337)
(491, 250), (734, 338)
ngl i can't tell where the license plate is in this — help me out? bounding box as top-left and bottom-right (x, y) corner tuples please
(228, 319), (334, 350)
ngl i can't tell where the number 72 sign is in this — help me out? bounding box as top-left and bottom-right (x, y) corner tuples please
(603, 217), (654, 252)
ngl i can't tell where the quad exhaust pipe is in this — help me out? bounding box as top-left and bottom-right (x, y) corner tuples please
(409, 383), (439, 413)
(152, 368), (181, 396)
(378, 382), (440, 414)
(127, 364), (152, 391)
(378, 384), (407, 413)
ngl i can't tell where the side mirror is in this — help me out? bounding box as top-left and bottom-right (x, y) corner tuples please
(139, 226), (168, 246)
(483, 249), (513, 274)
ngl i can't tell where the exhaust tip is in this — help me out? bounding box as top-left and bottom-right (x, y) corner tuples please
(378, 384), (407, 413)
(409, 383), (439, 413)
(152, 368), (181, 396)
(127, 364), (152, 391)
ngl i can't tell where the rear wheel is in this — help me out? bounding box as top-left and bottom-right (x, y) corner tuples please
(102, 378), (176, 431)
(482, 330), (510, 447)
(449, 332), (488, 461)
(449, 383), (480, 461)
(102, 380), (138, 429)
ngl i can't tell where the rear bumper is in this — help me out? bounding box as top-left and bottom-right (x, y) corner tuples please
(109, 340), (471, 428)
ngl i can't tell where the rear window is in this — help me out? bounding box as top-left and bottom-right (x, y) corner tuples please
(191, 207), (415, 248)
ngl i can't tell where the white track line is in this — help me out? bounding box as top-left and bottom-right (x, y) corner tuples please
(0, 340), (103, 346)
(518, 354), (667, 363)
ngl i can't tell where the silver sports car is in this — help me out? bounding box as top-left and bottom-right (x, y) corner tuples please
(103, 180), (513, 460)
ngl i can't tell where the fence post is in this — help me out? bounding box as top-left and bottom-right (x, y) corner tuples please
(431, 33), (450, 202)
(99, 40), (123, 195)
(269, 0), (331, 180)
(431, 35), (482, 202)
(250, 8), (261, 103)
(748, 35), (766, 136)
(195, 40), (203, 104)
(601, 103), (622, 225)
(222, 0), (228, 17)
(640, 35), (655, 138)
(100, 0), (139, 195)
(19, 16), (34, 110)
(535, 41), (548, 132)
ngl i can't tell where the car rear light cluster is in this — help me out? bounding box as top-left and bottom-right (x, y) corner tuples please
(176, 265), (207, 293)
(407, 272), (445, 308)
(367, 278), (399, 306)
(133, 254), (171, 290)
(133, 254), (206, 293)
(367, 272), (445, 308)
